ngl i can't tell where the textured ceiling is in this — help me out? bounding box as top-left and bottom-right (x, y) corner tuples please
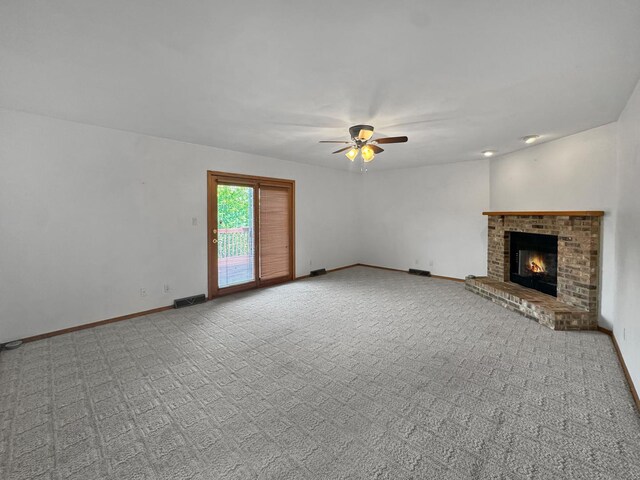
(1, 0), (640, 170)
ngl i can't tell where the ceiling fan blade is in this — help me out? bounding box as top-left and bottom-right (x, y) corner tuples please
(369, 145), (384, 154)
(319, 140), (351, 144)
(374, 136), (408, 144)
(332, 146), (353, 154)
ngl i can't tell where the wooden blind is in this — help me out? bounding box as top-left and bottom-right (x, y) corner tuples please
(259, 186), (291, 280)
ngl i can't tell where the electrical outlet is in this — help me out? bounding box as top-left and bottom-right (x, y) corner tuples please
(429, 260), (434, 267)
(414, 259), (419, 265)
(163, 284), (170, 294)
(139, 288), (147, 297)
(192, 217), (198, 226)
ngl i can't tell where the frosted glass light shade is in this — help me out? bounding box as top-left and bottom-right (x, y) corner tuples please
(361, 145), (375, 162)
(358, 128), (374, 140)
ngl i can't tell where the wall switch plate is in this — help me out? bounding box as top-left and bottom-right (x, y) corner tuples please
(192, 217), (198, 226)
(139, 288), (147, 297)
(164, 284), (170, 294)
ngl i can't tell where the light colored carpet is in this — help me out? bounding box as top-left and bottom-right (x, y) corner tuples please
(1, 266), (639, 479)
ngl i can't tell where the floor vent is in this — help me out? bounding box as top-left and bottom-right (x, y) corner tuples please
(174, 294), (206, 309)
(2, 340), (22, 350)
(310, 268), (327, 277)
(408, 268), (431, 277)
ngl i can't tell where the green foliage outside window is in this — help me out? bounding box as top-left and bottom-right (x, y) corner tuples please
(217, 185), (253, 258)
(217, 185), (253, 229)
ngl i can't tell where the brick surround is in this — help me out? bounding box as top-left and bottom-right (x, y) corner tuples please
(466, 212), (603, 330)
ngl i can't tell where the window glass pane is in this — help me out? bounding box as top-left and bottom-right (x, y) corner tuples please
(217, 185), (254, 288)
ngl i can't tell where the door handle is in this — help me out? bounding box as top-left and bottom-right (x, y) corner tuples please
(212, 238), (218, 244)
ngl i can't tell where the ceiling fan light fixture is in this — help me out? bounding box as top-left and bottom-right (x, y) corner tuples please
(361, 145), (375, 162)
(345, 147), (359, 161)
(358, 128), (374, 141)
(321, 124), (407, 164)
(349, 124), (374, 141)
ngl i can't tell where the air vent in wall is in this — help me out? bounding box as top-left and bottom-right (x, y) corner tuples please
(174, 294), (206, 309)
(408, 269), (431, 277)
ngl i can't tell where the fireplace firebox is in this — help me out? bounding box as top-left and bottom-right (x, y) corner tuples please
(509, 232), (558, 297)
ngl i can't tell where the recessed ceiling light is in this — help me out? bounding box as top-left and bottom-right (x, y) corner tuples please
(522, 135), (540, 144)
(482, 150), (496, 157)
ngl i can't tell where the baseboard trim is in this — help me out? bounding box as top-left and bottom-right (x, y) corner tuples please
(357, 263), (405, 273)
(295, 263), (360, 281)
(597, 326), (613, 336)
(597, 326), (639, 413)
(431, 274), (465, 283)
(19, 305), (173, 344)
(356, 263), (465, 282)
(15, 264), (361, 345)
(328, 263), (360, 273)
(611, 335), (640, 412)
(299, 262), (466, 283)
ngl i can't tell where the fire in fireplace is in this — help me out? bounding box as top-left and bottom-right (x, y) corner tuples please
(509, 232), (558, 296)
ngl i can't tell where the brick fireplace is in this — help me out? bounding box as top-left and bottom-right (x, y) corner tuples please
(465, 211), (603, 330)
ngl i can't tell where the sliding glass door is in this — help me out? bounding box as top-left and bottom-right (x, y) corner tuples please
(208, 172), (295, 298)
(217, 184), (255, 288)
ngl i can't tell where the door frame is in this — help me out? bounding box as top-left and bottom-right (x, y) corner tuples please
(207, 170), (295, 299)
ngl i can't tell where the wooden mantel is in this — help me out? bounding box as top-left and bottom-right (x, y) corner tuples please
(482, 211), (604, 217)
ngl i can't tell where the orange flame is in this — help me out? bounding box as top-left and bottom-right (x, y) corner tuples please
(526, 255), (546, 273)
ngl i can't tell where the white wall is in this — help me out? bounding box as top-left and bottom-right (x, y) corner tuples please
(615, 78), (640, 392)
(490, 124), (619, 328)
(0, 108), (360, 343)
(359, 160), (490, 279)
(2, 104), (638, 398)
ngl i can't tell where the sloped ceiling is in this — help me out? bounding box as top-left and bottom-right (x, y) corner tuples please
(1, 0), (640, 170)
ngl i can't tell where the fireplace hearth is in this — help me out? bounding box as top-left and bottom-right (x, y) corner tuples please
(465, 211), (603, 330)
(509, 232), (558, 297)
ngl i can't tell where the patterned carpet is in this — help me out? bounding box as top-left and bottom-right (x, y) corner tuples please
(1, 266), (639, 479)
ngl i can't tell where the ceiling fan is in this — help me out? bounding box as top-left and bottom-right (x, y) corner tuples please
(319, 125), (408, 163)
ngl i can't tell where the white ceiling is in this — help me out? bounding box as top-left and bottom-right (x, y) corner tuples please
(1, 1), (640, 171)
